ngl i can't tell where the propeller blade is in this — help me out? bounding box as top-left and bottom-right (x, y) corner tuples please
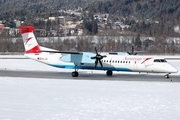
(100, 46), (103, 52)
(127, 44), (137, 55)
(94, 59), (98, 69)
(92, 47), (106, 69)
(127, 51), (131, 55)
(95, 47), (98, 54)
(131, 44), (134, 54)
(91, 56), (96, 59)
(99, 59), (103, 68)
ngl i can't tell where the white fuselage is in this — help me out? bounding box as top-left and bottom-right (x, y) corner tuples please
(25, 52), (178, 74)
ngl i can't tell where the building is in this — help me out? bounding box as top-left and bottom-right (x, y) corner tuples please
(48, 17), (56, 21)
(57, 16), (65, 25)
(0, 24), (5, 30)
(12, 20), (21, 28)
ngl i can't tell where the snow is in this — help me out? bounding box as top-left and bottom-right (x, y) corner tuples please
(0, 77), (180, 120)
(0, 55), (180, 120)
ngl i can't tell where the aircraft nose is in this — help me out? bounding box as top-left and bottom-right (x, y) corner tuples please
(170, 65), (178, 73)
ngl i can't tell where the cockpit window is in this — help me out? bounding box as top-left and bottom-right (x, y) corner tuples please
(154, 59), (160, 62)
(154, 59), (167, 62)
(160, 59), (167, 62)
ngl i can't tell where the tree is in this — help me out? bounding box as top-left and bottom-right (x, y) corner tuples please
(92, 20), (98, 34)
(134, 33), (142, 51)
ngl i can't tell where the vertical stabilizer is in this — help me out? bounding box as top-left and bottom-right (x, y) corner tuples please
(19, 26), (40, 53)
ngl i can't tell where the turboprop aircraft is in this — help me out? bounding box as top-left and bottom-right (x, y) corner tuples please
(19, 26), (178, 78)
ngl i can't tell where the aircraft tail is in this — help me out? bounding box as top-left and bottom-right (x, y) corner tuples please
(19, 26), (40, 54)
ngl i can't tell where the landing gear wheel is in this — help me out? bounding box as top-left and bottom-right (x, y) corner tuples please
(106, 70), (113, 76)
(164, 74), (170, 79)
(72, 71), (79, 77)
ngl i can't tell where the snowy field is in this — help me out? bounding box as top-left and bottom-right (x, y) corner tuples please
(0, 55), (180, 120)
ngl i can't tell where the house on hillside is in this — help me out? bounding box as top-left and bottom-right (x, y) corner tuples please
(0, 24), (5, 30)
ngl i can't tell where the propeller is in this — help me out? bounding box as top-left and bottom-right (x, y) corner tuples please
(127, 44), (137, 55)
(91, 47), (107, 69)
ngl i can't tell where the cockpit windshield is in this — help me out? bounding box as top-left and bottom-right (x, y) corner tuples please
(154, 59), (167, 62)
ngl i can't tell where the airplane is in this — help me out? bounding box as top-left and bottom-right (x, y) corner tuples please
(19, 26), (178, 79)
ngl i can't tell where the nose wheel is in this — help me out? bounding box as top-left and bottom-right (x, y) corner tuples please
(164, 74), (170, 79)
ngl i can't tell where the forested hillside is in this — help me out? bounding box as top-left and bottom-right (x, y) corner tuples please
(0, 0), (88, 20)
(0, 0), (180, 37)
(85, 0), (180, 36)
(1, 0), (180, 24)
(0, 0), (180, 53)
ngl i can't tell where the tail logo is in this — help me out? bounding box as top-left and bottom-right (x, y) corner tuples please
(25, 37), (33, 45)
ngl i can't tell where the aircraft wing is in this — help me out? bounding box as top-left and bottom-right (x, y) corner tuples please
(40, 50), (82, 54)
(41, 50), (96, 65)
(60, 52), (96, 65)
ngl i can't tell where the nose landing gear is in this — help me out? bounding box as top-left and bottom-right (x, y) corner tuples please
(164, 73), (170, 79)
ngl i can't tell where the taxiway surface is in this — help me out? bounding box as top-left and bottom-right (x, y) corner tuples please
(0, 70), (179, 82)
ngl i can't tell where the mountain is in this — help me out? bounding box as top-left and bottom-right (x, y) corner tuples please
(0, 0), (180, 36)
(85, 0), (180, 23)
(0, 0), (89, 20)
(1, 0), (179, 21)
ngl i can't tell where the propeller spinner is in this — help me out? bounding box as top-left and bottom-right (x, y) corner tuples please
(91, 47), (107, 69)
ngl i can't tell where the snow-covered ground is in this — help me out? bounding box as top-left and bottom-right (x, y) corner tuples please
(0, 55), (180, 120)
(1, 77), (180, 120)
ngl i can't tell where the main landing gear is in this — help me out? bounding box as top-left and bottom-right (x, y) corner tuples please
(72, 66), (79, 77)
(106, 70), (113, 76)
(71, 70), (113, 77)
(71, 71), (79, 77)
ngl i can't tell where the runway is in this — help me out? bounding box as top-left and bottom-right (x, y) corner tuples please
(0, 70), (179, 82)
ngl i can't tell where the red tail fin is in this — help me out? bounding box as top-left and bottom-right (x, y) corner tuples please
(19, 26), (40, 54)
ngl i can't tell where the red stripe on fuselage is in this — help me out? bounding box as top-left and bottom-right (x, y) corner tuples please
(141, 58), (152, 64)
